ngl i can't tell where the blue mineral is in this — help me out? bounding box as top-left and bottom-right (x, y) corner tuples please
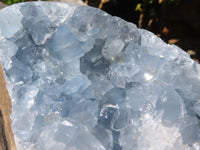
(0, 2), (200, 150)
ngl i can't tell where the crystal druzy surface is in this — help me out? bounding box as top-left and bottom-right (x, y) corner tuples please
(0, 2), (200, 150)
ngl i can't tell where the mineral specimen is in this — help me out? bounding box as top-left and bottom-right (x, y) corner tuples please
(0, 2), (200, 150)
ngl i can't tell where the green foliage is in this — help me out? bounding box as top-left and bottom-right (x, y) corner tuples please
(2, 0), (38, 5)
(135, 0), (179, 13)
(135, 0), (181, 28)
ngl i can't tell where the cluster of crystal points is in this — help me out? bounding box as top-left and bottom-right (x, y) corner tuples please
(0, 2), (200, 150)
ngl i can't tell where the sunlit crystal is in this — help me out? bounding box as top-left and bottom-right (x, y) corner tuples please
(0, 2), (200, 150)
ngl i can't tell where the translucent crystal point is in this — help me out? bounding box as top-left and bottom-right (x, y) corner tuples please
(0, 2), (200, 150)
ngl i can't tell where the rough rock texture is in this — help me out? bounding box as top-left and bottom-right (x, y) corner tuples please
(0, 66), (16, 150)
(0, 1), (7, 10)
(0, 2), (200, 150)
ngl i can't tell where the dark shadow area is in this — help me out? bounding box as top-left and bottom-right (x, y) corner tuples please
(0, 109), (8, 150)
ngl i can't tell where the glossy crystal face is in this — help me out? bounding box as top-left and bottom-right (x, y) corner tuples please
(0, 2), (200, 150)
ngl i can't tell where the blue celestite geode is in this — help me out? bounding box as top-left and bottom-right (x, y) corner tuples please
(0, 2), (200, 150)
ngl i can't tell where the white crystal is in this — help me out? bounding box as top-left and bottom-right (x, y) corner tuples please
(0, 2), (200, 150)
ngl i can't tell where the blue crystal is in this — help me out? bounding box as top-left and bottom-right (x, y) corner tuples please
(0, 2), (200, 150)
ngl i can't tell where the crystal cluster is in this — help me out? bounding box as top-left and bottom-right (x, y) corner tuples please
(0, 2), (200, 150)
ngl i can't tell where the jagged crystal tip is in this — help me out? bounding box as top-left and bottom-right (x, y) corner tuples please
(0, 2), (200, 150)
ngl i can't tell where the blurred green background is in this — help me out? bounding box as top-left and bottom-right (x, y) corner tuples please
(2, 0), (33, 5)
